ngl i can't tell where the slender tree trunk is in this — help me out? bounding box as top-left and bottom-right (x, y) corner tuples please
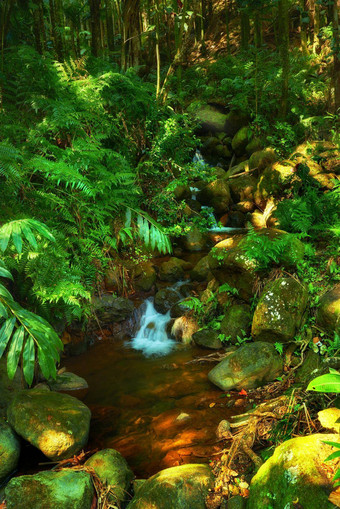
(155, 0), (161, 98)
(254, 10), (262, 48)
(278, 0), (289, 116)
(89, 0), (101, 57)
(225, 0), (230, 53)
(106, 0), (115, 52)
(300, 0), (308, 55)
(32, 0), (43, 54)
(240, 10), (250, 50)
(49, 0), (64, 61)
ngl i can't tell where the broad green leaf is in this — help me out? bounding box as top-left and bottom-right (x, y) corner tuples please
(0, 318), (16, 358)
(0, 283), (14, 301)
(323, 440), (340, 449)
(329, 368), (340, 375)
(324, 450), (340, 462)
(23, 336), (35, 386)
(0, 302), (8, 319)
(0, 267), (13, 280)
(38, 346), (57, 380)
(22, 225), (38, 250)
(7, 326), (24, 379)
(307, 373), (340, 393)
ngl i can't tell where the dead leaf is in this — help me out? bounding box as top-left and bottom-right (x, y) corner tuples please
(329, 487), (340, 507)
(209, 402), (216, 408)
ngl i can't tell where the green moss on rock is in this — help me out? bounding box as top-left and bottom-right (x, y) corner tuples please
(0, 421), (20, 483)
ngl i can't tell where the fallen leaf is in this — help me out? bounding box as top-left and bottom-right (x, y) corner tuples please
(209, 402), (216, 408)
(329, 488), (340, 507)
(238, 389), (248, 396)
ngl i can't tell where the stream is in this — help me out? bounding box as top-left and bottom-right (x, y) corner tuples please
(65, 299), (245, 478)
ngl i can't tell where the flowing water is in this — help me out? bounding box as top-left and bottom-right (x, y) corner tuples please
(65, 300), (247, 478)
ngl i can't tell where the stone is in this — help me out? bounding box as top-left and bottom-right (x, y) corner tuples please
(220, 304), (251, 343)
(0, 358), (22, 418)
(252, 277), (308, 343)
(231, 127), (252, 156)
(190, 256), (213, 282)
(180, 227), (209, 252)
(0, 421), (20, 483)
(228, 495), (247, 509)
(316, 285), (340, 335)
(126, 464), (214, 509)
(170, 298), (193, 318)
(197, 179), (231, 215)
(47, 372), (88, 397)
(208, 342), (283, 391)
(224, 211), (246, 228)
(196, 105), (229, 134)
(247, 433), (340, 509)
(245, 138), (263, 156)
(254, 160), (294, 208)
(154, 287), (181, 314)
(5, 470), (94, 509)
(171, 316), (199, 344)
(192, 329), (223, 349)
(248, 148), (277, 172)
(132, 262), (157, 292)
(159, 257), (191, 282)
(7, 387), (91, 461)
(92, 295), (134, 323)
(174, 184), (191, 201)
(229, 174), (258, 203)
(104, 267), (120, 292)
(318, 408), (340, 433)
(85, 449), (134, 505)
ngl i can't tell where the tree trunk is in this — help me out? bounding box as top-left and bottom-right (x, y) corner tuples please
(240, 10), (250, 50)
(278, 0), (289, 116)
(333, 0), (340, 110)
(49, 0), (64, 61)
(106, 0), (115, 52)
(89, 0), (101, 57)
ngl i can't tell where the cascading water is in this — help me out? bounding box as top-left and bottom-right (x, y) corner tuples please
(130, 299), (175, 357)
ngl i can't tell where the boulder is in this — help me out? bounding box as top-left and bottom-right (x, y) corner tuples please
(254, 160), (294, 208)
(316, 285), (340, 335)
(197, 179), (231, 215)
(224, 211), (246, 228)
(0, 421), (20, 483)
(245, 138), (263, 156)
(220, 304), (251, 343)
(248, 434), (340, 509)
(170, 298), (193, 318)
(252, 277), (308, 343)
(224, 110), (249, 137)
(248, 148), (277, 172)
(171, 316), (199, 344)
(126, 464), (214, 509)
(5, 470), (94, 509)
(231, 127), (252, 156)
(229, 174), (257, 203)
(192, 329), (223, 349)
(190, 256), (212, 282)
(159, 257), (191, 282)
(7, 387), (91, 461)
(132, 262), (157, 292)
(85, 449), (134, 505)
(208, 342), (283, 391)
(180, 227), (208, 252)
(196, 105), (229, 134)
(318, 408), (340, 433)
(92, 295), (134, 323)
(47, 371), (88, 397)
(173, 184), (191, 201)
(154, 288), (181, 314)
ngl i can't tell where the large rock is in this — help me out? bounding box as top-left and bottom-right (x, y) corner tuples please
(132, 262), (157, 292)
(47, 371), (88, 398)
(316, 285), (340, 335)
(220, 304), (251, 343)
(248, 147), (277, 172)
(159, 257), (191, 282)
(207, 230), (304, 302)
(92, 295), (134, 323)
(208, 342), (283, 391)
(180, 227), (209, 252)
(126, 464), (214, 509)
(248, 434), (340, 509)
(197, 179), (231, 215)
(85, 449), (134, 505)
(231, 127), (252, 156)
(5, 470), (94, 509)
(196, 104), (228, 134)
(252, 277), (308, 343)
(254, 160), (294, 208)
(0, 421), (20, 483)
(7, 387), (91, 461)
(190, 256), (212, 282)
(192, 329), (223, 349)
(229, 174), (257, 203)
(154, 288), (181, 314)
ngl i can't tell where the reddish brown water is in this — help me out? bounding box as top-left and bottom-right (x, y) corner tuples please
(65, 340), (246, 478)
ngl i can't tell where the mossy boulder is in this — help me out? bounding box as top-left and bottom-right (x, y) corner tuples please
(247, 434), (340, 509)
(248, 147), (277, 172)
(85, 449), (134, 505)
(170, 298), (193, 318)
(5, 470), (94, 509)
(208, 341), (283, 391)
(224, 110), (249, 137)
(126, 464), (214, 509)
(252, 277), (308, 343)
(180, 227), (209, 252)
(154, 288), (181, 314)
(47, 372), (88, 395)
(7, 387), (91, 461)
(197, 179), (231, 215)
(173, 184), (191, 201)
(159, 257), (191, 282)
(245, 137), (263, 156)
(231, 127), (252, 156)
(220, 304), (251, 343)
(92, 295), (134, 323)
(196, 105), (229, 134)
(318, 408), (340, 433)
(132, 262), (157, 292)
(229, 174), (258, 203)
(316, 285), (340, 335)
(192, 329), (223, 349)
(0, 421), (20, 483)
(254, 160), (294, 208)
(190, 256), (212, 282)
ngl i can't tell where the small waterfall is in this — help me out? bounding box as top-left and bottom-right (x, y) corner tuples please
(130, 299), (175, 357)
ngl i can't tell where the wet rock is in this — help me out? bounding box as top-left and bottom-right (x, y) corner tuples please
(248, 434), (340, 509)
(5, 470), (94, 509)
(192, 329), (223, 349)
(252, 277), (308, 343)
(126, 464), (214, 509)
(171, 316), (199, 344)
(197, 179), (231, 215)
(159, 257), (191, 282)
(85, 449), (134, 505)
(318, 408), (340, 433)
(248, 147), (277, 172)
(92, 295), (134, 323)
(220, 304), (251, 343)
(0, 422), (20, 483)
(132, 262), (157, 292)
(154, 287), (181, 314)
(7, 387), (91, 461)
(316, 284), (340, 335)
(216, 420), (231, 439)
(47, 372), (88, 398)
(170, 298), (193, 318)
(190, 256), (212, 282)
(180, 227), (208, 252)
(208, 342), (283, 391)
(231, 127), (252, 156)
